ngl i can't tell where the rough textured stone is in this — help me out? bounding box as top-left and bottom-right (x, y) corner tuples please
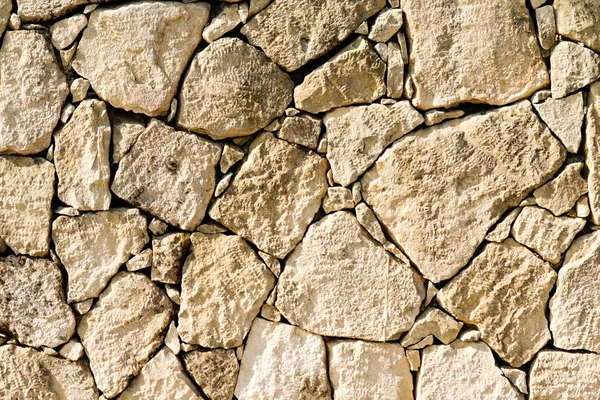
(361, 101), (565, 282)
(220, 144), (245, 173)
(73, 2), (210, 116)
(533, 92), (584, 153)
(400, 308), (463, 347)
(322, 187), (354, 214)
(355, 202), (386, 244)
(550, 41), (600, 99)
(294, 37), (386, 114)
(52, 208), (149, 302)
(534, 162), (588, 215)
(54, 99), (111, 210)
(0, 30), (68, 154)
(0, 156), (54, 256)
(241, 0), (385, 71)
(0, 256), (75, 348)
(324, 101), (422, 186)
(437, 239), (556, 367)
(110, 112), (146, 164)
(0, 0), (9, 36)
(501, 367), (528, 395)
(368, 7), (403, 42)
(328, 340), (413, 400)
(151, 232), (189, 284)
(126, 248), (152, 272)
(234, 318), (331, 400)
(278, 114), (321, 149)
(485, 208), (521, 243)
(417, 341), (523, 400)
(277, 211), (424, 341)
(387, 41), (404, 98)
(178, 37), (293, 140)
(403, 0), (548, 110)
(202, 3), (240, 43)
(183, 348), (239, 400)
(536, 6), (556, 51)
(179, 232), (274, 348)
(587, 82), (600, 224)
(210, 133), (328, 259)
(70, 78), (90, 103)
(78, 272), (173, 398)
(112, 120), (221, 231)
(423, 109), (465, 126)
(50, 13), (87, 50)
(554, 0), (600, 53)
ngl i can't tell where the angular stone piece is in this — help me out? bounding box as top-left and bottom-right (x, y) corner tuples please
(126, 248), (152, 272)
(202, 3), (240, 43)
(241, 0), (385, 71)
(277, 211), (424, 341)
(112, 120), (221, 231)
(550, 41), (600, 99)
(294, 37), (386, 114)
(355, 202), (386, 244)
(328, 340), (413, 400)
(55, 99), (111, 210)
(59, 338), (85, 361)
(554, 0), (600, 53)
(368, 7), (403, 42)
(424, 109), (465, 126)
(278, 114), (321, 149)
(586, 82), (600, 224)
(234, 319), (331, 400)
(0, 0), (9, 36)
(400, 308), (463, 347)
(536, 6), (556, 51)
(50, 13), (87, 50)
(110, 112), (146, 164)
(0, 256), (75, 348)
(417, 341), (523, 400)
(52, 208), (149, 302)
(533, 92), (584, 153)
(485, 208), (521, 243)
(210, 133), (328, 259)
(70, 78), (90, 103)
(511, 206), (585, 264)
(0, 30), (68, 154)
(220, 144), (245, 173)
(387, 41), (404, 98)
(361, 101), (565, 282)
(437, 239), (556, 367)
(183, 348), (239, 400)
(534, 162), (588, 215)
(322, 187), (354, 214)
(501, 367), (528, 395)
(0, 156), (54, 256)
(179, 232), (275, 348)
(73, 2), (210, 116)
(324, 101), (423, 187)
(178, 37), (293, 140)
(151, 232), (190, 284)
(78, 272), (173, 398)
(403, 0), (548, 110)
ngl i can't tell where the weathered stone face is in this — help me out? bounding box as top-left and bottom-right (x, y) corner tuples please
(554, 0), (600, 53)
(183, 348), (239, 400)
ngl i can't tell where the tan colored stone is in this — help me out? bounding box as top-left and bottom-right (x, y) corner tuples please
(52, 208), (149, 302)
(151, 232), (190, 284)
(403, 0), (548, 110)
(555, 0), (600, 53)
(183, 348), (239, 400)
(235, 319), (331, 400)
(587, 82), (600, 224)
(406, 349), (420, 371)
(501, 367), (528, 395)
(534, 92), (584, 153)
(178, 37), (293, 140)
(148, 218), (168, 236)
(294, 37), (386, 114)
(355, 202), (386, 244)
(536, 6), (556, 50)
(278, 114), (321, 149)
(73, 2), (209, 116)
(0, 0), (9, 36)
(220, 144), (244, 173)
(437, 239), (556, 367)
(400, 307), (463, 347)
(70, 77), (90, 103)
(577, 195), (591, 218)
(202, 3), (240, 43)
(73, 299), (93, 315)
(109, 111), (146, 164)
(49, 13), (87, 50)
(534, 162), (588, 215)
(241, 0), (385, 71)
(362, 101), (565, 282)
(277, 211), (424, 341)
(59, 338), (85, 361)
(368, 7), (403, 42)
(79, 272), (173, 398)
(327, 340), (413, 400)
(387, 41), (404, 98)
(485, 208), (521, 243)
(550, 41), (600, 99)
(322, 187), (354, 214)
(126, 248), (152, 272)
(210, 133), (328, 259)
(423, 109), (465, 126)
(0, 30), (68, 154)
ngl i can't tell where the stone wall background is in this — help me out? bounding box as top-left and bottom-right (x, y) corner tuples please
(0, 0), (599, 398)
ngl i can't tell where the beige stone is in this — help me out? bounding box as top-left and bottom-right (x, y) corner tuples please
(59, 338), (85, 361)
(322, 187), (354, 214)
(0, 30), (68, 154)
(210, 133), (328, 259)
(164, 322), (179, 354)
(183, 348), (239, 400)
(361, 101), (565, 282)
(423, 109), (465, 126)
(126, 248), (152, 272)
(587, 82), (600, 224)
(148, 218), (168, 236)
(534, 162), (588, 215)
(501, 367), (528, 395)
(73, 1), (209, 116)
(52, 208), (149, 302)
(533, 92), (584, 153)
(387, 41), (404, 98)
(403, 0), (548, 110)
(294, 37), (386, 114)
(278, 114), (321, 149)
(110, 112), (146, 164)
(485, 208), (521, 243)
(277, 211), (424, 341)
(0, 0), (9, 36)
(151, 232), (190, 284)
(220, 144), (245, 173)
(554, 0), (600, 53)
(70, 78), (90, 103)
(577, 195), (591, 218)
(178, 37), (293, 140)
(73, 299), (93, 315)
(536, 6), (556, 50)
(202, 3), (240, 43)
(355, 202), (386, 244)
(241, 0), (385, 71)
(406, 350), (420, 372)
(437, 239), (556, 367)
(328, 340), (413, 400)
(550, 41), (600, 99)
(234, 319), (331, 400)
(78, 272), (173, 398)
(368, 7), (403, 42)
(50, 13), (87, 50)
(400, 308), (463, 347)
(112, 120), (221, 231)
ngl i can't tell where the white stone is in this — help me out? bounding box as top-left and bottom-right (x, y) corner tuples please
(70, 78), (90, 103)
(322, 187), (354, 214)
(534, 92), (584, 153)
(400, 307), (463, 347)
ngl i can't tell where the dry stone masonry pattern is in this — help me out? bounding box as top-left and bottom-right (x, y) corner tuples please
(1, 0), (600, 398)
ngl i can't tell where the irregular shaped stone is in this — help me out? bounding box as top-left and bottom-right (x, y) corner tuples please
(328, 340), (413, 400)
(215, 173), (233, 197)
(277, 211), (424, 341)
(355, 202), (386, 244)
(73, 2), (210, 116)
(119, 347), (201, 399)
(324, 101), (423, 187)
(0, 0), (9, 36)
(59, 338), (85, 361)
(423, 109), (465, 126)
(126, 248), (152, 272)
(78, 272), (173, 398)
(403, 0), (548, 110)
(148, 218), (168, 236)
(234, 318), (331, 400)
(536, 6), (556, 51)
(0, 344), (97, 400)
(511, 206), (585, 264)
(0, 30), (68, 154)
(386, 41), (404, 98)
(202, 3), (240, 43)
(534, 162), (588, 215)
(70, 77), (90, 103)
(400, 308), (463, 347)
(178, 37), (293, 139)
(361, 101), (565, 282)
(110, 112), (146, 164)
(322, 187), (354, 214)
(485, 208), (521, 243)
(210, 133), (328, 259)
(112, 120), (221, 231)
(241, 0), (385, 71)
(52, 208), (149, 302)
(151, 232), (190, 284)
(437, 239), (556, 367)
(550, 41), (600, 99)
(0, 156), (54, 256)
(294, 37), (386, 114)
(220, 144), (245, 173)
(50, 13), (87, 50)
(533, 92), (584, 153)
(577, 195), (591, 218)
(0, 256), (75, 348)
(586, 82), (600, 224)
(501, 367), (528, 395)
(54, 99), (111, 210)
(183, 348), (239, 400)
(278, 114), (321, 149)
(368, 7), (403, 42)
(554, 0), (600, 53)
(417, 341), (523, 400)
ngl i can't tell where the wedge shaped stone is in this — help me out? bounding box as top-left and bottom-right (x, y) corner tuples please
(550, 41), (600, 99)
(400, 307), (463, 347)
(533, 92), (584, 153)
(555, 0), (600, 53)
(183, 348), (239, 400)
(534, 162), (587, 216)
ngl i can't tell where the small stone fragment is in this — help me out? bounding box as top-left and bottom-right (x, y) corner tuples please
(215, 172), (233, 197)
(386, 41), (404, 98)
(60, 102), (75, 123)
(148, 218), (168, 236)
(531, 89), (551, 103)
(260, 304), (281, 322)
(534, 92), (584, 153)
(151, 232), (190, 284)
(70, 78), (89, 103)
(424, 282), (439, 307)
(423, 109), (465, 126)
(550, 41), (600, 99)
(73, 299), (93, 315)
(202, 3), (240, 43)
(109, 112), (146, 164)
(126, 249), (152, 272)
(536, 6), (556, 51)
(355, 202), (386, 244)
(196, 223), (228, 234)
(577, 195), (590, 218)
(278, 114), (321, 149)
(406, 335), (433, 350)
(165, 321), (180, 355)
(60, 44), (77, 68)
(323, 187), (354, 214)
(183, 348), (239, 400)
(459, 329), (481, 342)
(49, 13), (87, 50)
(8, 12), (19, 29)
(374, 42), (388, 61)
(355, 21), (368, 35)
(485, 208), (521, 243)
(406, 349), (420, 371)
(501, 367), (528, 394)
(534, 162), (588, 215)
(59, 338), (85, 361)
(400, 307), (463, 347)
(352, 182), (362, 204)
(220, 144), (245, 173)
(258, 251), (281, 277)
(554, 0), (600, 53)
(397, 32), (409, 64)
(368, 7), (403, 42)
(238, 2), (248, 22)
